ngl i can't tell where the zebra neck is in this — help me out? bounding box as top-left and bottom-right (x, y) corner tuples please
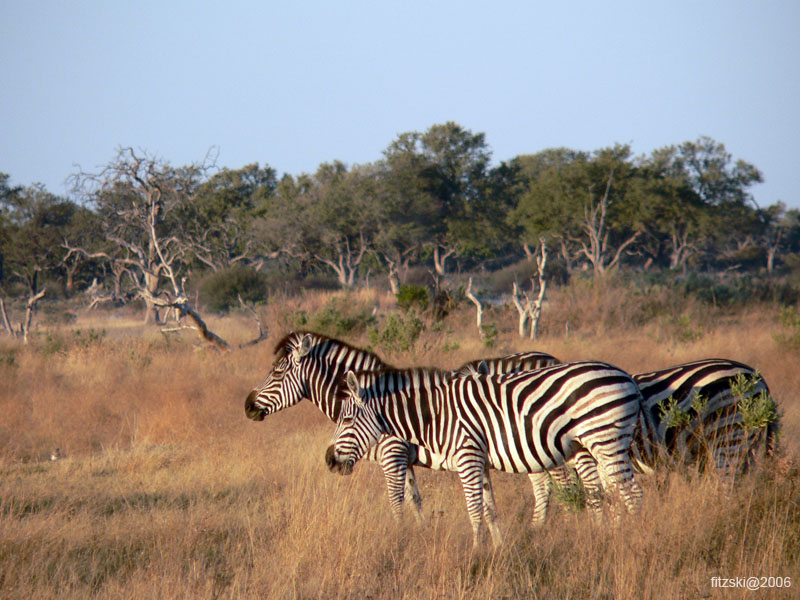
(371, 370), (446, 450)
(305, 343), (383, 421)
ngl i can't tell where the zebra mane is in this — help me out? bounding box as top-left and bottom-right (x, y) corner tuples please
(273, 330), (390, 367)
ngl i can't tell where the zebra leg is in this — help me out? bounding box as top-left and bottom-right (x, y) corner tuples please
(528, 472), (551, 526)
(571, 450), (605, 522)
(455, 454), (488, 550)
(404, 465), (425, 524)
(593, 450), (642, 517)
(481, 469), (503, 547)
(377, 439), (412, 520)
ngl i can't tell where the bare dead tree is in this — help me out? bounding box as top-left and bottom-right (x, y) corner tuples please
(465, 277), (485, 339)
(382, 246), (417, 295)
(511, 281), (531, 338)
(577, 170), (641, 276)
(314, 230), (369, 288)
(71, 148), (230, 351)
(0, 298), (14, 336)
(510, 240), (548, 340)
(1, 288), (46, 343)
(237, 295), (270, 348)
(432, 244), (457, 277)
(528, 241), (548, 340)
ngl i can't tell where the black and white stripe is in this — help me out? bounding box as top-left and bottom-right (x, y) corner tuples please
(245, 331), (427, 520)
(244, 332), (557, 520)
(632, 358), (778, 473)
(326, 362), (643, 548)
(528, 358), (779, 523)
(455, 351), (559, 377)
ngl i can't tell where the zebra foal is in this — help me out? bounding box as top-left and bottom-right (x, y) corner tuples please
(326, 362), (644, 548)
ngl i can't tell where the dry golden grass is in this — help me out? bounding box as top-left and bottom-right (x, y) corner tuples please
(1, 290), (799, 599)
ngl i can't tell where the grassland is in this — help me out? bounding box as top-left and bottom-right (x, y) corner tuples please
(1, 286), (799, 599)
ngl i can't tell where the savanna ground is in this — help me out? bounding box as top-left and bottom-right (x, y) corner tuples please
(1, 280), (799, 599)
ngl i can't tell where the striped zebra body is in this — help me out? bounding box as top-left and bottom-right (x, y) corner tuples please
(327, 362), (643, 548)
(632, 358), (778, 474)
(528, 358), (779, 524)
(244, 332), (553, 520)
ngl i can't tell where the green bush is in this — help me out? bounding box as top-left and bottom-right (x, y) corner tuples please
(396, 284), (429, 313)
(368, 312), (425, 353)
(730, 372), (780, 432)
(681, 273), (799, 307)
(199, 266), (269, 312)
(302, 297), (376, 338)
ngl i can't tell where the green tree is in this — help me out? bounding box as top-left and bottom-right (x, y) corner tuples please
(381, 122), (501, 276)
(0, 183), (78, 295)
(263, 162), (379, 287)
(509, 145), (644, 276)
(183, 163), (278, 272)
(640, 138), (763, 271)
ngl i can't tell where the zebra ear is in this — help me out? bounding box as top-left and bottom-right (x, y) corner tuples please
(477, 360), (490, 375)
(345, 371), (365, 407)
(297, 333), (313, 358)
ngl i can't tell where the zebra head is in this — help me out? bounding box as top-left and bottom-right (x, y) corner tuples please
(245, 332), (314, 421)
(325, 370), (385, 476)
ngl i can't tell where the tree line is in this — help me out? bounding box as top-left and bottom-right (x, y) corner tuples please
(1, 121), (798, 329)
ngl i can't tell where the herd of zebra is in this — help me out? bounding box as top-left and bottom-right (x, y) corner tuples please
(244, 330), (779, 549)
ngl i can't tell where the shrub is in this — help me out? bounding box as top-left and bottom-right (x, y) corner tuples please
(198, 266), (269, 312)
(368, 312), (425, 353)
(549, 470), (589, 514)
(396, 284), (429, 313)
(303, 297), (376, 338)
(658, 396), (692, 430)
(730, 372), (780, 432)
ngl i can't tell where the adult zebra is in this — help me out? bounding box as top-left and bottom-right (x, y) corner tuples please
(521, 358), (780, 524)
(244, 330), (559, 520)
(326, 362), (644, 548)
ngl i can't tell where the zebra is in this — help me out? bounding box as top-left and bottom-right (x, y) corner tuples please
(326, 362), (644, 548)
(524, 358), (780, 524)
(455, 350), (559, 377)
(244, 330), (561, 521)
(632, 358), (778, 473)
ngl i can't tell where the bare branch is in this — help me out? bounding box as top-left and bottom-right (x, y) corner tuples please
(238, 295), (270, 348)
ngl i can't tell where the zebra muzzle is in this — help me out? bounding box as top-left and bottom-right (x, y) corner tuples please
(244, 391), (266, 421)
(325, 445), (353, 475)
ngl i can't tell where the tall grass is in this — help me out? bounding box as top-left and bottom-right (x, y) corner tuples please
(1, 287), (798, 598)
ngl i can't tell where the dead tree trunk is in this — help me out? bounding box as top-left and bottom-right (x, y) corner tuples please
(528, 241), (548, 340)
(1, 289), (46, 343)
(510, 240), (548, 340)
(0, 298), (14, 336)
(511, 281), (530, 338)
(465, 277), (484, 338)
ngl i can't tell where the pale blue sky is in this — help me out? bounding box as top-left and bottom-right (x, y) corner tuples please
(2, 1), (798, 207)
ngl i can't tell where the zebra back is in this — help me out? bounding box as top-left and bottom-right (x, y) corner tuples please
(632, 358), (778, 472)
(344, 361), (642, 474)
(455, 350), (560, 377)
